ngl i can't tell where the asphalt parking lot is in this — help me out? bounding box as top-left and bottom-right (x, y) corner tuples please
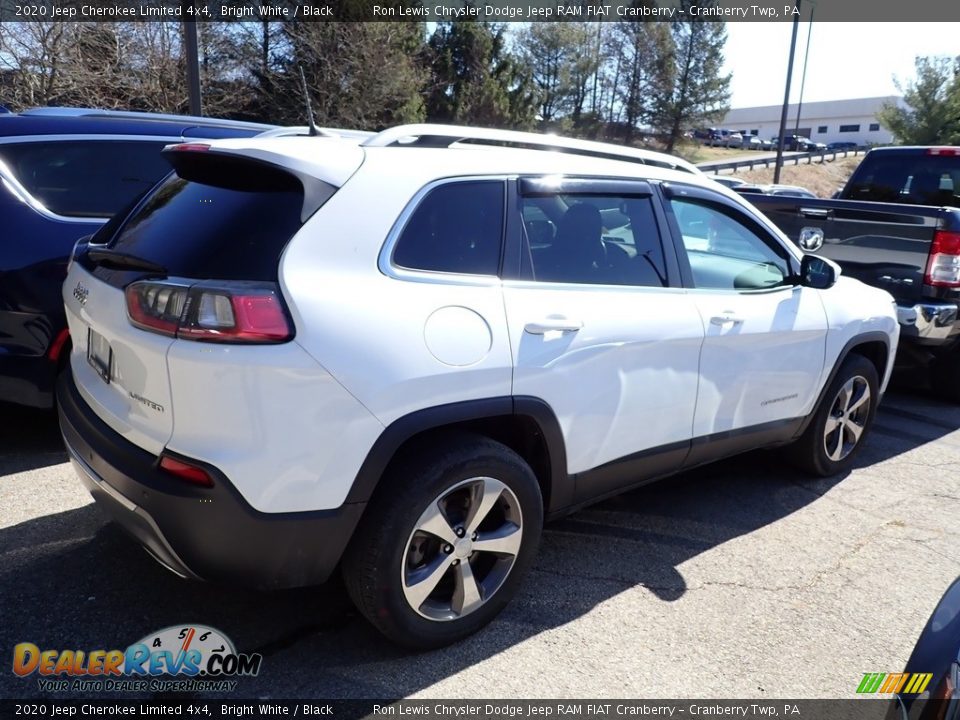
(2, 374), (958, 701)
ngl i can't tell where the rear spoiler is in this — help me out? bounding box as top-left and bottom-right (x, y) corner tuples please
(162, 143), (336, 223)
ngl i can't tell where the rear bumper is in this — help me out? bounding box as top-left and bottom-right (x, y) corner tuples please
(57, 370), (365, 590)
(897, 302), (960, 344)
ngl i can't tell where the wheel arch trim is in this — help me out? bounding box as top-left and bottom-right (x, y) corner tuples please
(345, 396), (571, 513)
(795, 330), (891, 439)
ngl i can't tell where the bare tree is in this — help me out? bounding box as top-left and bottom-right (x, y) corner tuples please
(283, 23), (426, 129)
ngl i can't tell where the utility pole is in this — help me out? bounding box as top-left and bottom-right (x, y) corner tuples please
(182, 8), (203, 116)
(774, 0), (801, 184)
(794, 3), (815, 135)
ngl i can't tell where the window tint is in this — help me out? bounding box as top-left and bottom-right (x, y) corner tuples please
(522, 194), (666, 287)
(0, 140), (171, 217)
(104, 171), (304, 282)
(393, 181), (504, 275)
(669, 198), (790, 291)
(844, 154), (960, 207)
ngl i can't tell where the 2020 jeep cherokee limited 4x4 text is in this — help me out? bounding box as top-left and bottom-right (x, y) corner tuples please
(58, 125), (899, 648)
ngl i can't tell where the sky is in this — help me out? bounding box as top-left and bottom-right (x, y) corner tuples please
(722, 22), (960, 108)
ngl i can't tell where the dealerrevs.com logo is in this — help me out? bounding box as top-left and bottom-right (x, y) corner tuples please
(12, 624), (262, 693)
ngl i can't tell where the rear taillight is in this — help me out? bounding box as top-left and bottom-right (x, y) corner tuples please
(925, 231), (960, 287)
(125, 280), (293, 343)
(159, 454), (214, 487)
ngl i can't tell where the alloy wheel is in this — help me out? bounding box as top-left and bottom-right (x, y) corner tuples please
(823, 375), (871, 462)
(401, 476), (523, 621)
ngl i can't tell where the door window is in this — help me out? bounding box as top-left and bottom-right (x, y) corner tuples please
(668, 197), (791, 291)
(521, 193), (667, 287)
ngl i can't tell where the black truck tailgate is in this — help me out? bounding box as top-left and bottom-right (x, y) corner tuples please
(746, 195), (947, 306)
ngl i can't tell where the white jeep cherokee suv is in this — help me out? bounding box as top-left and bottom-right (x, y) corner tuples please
(59, 125), (899, 648)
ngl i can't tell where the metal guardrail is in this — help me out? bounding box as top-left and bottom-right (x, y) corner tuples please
(697, 147), (869, 174)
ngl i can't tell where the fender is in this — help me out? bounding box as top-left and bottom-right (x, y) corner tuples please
(345, 396), (572, 514)
(793, 330), (892, 439)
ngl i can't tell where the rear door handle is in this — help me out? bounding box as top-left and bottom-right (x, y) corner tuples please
(524, 316), (583, 334)
(710, 314), (744, 326)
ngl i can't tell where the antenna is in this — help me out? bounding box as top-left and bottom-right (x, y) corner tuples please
(298, 65), (323, 137)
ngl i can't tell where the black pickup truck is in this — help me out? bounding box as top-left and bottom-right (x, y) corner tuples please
(745, 146), (960, 398)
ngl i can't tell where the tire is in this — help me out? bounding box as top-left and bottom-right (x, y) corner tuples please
(342, 433), (543, 649)
(788, 353), (879, 477)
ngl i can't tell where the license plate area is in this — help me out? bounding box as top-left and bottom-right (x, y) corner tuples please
(87, 328), (113, 384)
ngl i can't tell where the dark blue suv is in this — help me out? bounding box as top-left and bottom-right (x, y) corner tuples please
(0, 107), (275, 408)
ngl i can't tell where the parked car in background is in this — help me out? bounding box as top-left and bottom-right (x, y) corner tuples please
(793, 137), (815, 151)
(774, 135), (816, 152)
(746, 145), (960, 399)
(733, 183), (817, 199)
(0, 107), (275, 409)
(765, 184), (818, 199)
(732, 184), (769, 196)
(895, 576), (960, 720)
(59, 123), (897, 649)
(707, 129), (732, 147)
(827, 141), (859, 151)
(706, 174), (749, 189)
(725, 132), (744, 149)
(742, 136), (765, 151)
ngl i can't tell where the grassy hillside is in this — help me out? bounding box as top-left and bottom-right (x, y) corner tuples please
(716, 156), (865, 198)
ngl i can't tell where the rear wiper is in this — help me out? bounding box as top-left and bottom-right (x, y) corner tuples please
(86, 248), (167, 274)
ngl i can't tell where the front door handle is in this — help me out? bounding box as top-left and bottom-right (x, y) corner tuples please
(524, 316), (583, 334)
(710, 314), (744, 326)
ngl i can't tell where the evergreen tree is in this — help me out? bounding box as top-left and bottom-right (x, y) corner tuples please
(518, 23), (596, 126)
(609, 20), (672, 143)
(878, 56), (960, 145)
(426, 21), (536, 129)
(653, 4), (731, 152)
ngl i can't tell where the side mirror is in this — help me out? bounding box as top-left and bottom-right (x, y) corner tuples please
(800, 254), (837, 289)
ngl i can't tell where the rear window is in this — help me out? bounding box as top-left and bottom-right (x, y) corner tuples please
(0, 140), (171, 217)
(105, 168), (305, 282)
(845, 153), (960, 208)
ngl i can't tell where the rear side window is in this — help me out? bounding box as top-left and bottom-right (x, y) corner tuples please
(0, 140), (170, 217)
(393, 181), (504, 275)
(106, 168), (304, 282)
(845, 154), (960, 207)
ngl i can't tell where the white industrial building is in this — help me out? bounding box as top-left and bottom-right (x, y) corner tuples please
(721, 96), (902, 146)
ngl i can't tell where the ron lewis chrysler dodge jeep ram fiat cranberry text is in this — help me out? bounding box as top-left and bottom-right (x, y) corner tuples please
(58, 125), (899, 648)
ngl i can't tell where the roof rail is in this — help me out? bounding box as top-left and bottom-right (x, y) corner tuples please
(20, 107), (274, 130)
(362, 124), (700, 175)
